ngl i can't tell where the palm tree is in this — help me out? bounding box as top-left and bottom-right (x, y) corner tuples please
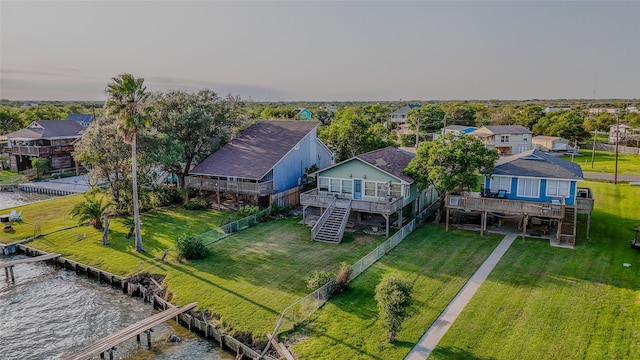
(105, 73), (151, 252)
(70, 196), (112, 229)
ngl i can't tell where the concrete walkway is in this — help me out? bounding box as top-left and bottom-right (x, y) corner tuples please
(405, 233), (518, 360)
(582, 171), (640, 182)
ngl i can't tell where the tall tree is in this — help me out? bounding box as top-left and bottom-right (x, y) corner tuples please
(375, 275), (413, 343)
(444, 103), (476, 127)
(533, 110), (589, 143)
(406, 104), (446, 132)
(513, 104), (544, 129)
(0, 106), (25, 134)
(147, 90), (245, 188)
(105, 73), (151, 252)
(404, 133), (498, 193)
(21, 105), (69, 122)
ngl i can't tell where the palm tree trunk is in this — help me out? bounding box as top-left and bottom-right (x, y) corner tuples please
(132, 135), (144, 252)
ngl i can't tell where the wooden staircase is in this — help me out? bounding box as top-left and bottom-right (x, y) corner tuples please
(312, 199), (351, 244)
(559, 206), (577, 246)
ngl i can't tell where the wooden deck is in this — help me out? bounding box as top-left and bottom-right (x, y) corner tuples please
(301, 188), (404, 215)
(445, 194), (565, 218)
(61, 302), (198, 360)
(0, 252), (61, 268)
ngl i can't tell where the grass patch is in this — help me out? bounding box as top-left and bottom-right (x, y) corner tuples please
(430, 181), (640, 359)
(569, 149), (640, 175)
(289, 227), (502, 360)
(0, 170), (25, 184)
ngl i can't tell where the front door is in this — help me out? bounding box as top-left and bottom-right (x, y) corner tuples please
(353, 179), (362, 200)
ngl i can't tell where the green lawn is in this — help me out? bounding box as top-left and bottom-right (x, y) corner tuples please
(289, 227), (502, 360)
(569, 149), (640, 175)
(0, 169), (25, 184)
(20, 196), (388, 342)
(430, 181), (640, 359)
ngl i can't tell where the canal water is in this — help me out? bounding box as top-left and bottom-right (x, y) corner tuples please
(0, 191), (55, 210)
(0, 257), (234, 360)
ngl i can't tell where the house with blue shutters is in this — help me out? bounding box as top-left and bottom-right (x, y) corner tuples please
(186, 120), (332, 207)
(445, 149), (594, 247)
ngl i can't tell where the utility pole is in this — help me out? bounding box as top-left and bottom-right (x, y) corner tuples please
(614, 113), (620, 185)
(591, 129), (597, 168)
(414, 114), (420, 149)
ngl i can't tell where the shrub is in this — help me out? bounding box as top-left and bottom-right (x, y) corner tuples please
(374, 275), (413, 342)
(184, 197), (210, 210)
(155, 186), (183, 207)
(306, 270), (336, 290)
(335, 262), (352, 293)
(176, 235), (210, 260)
(238, 204), (260, 217)
(270, 202), (293, 216)
(399, 133), (427, 147)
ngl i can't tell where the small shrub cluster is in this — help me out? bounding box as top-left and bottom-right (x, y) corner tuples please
(155, 186), (183, 207)
(335, 262), (352, 293)
(184, 197), (210, 210)
(270, 202), (293, 216)
(176, 235), (210, 260)
(306, 270), (336, 290)
(375, 275), (413, 342)
(238, 204), (260, 217)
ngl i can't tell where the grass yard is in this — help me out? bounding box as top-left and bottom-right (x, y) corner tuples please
(289, 227), (502, 360)
(569, 149), (640, 175)
(18, 195), (387, 340)
(430, 181), (640, 359)
(0, 169), (25, 184)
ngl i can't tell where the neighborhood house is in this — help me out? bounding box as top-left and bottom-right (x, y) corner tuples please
(186, 120), (333, 208)
(300, 146), (438, 244)
(470, 125), (532, 155)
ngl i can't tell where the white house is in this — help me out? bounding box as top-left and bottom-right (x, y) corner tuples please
(532, 136), (572, 152)
(470, 125), (532, 155)
(608, 124), (631, 144)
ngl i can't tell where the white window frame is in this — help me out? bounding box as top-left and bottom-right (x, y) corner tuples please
(546, 179), (571, 198)
(517, 178), (540, 198)
(518, 144), (529, 153)
(489, 176), (511, 193)
(500, 135), (510, 143)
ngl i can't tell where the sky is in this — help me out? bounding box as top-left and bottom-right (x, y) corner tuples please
(1, 1), (639, 102)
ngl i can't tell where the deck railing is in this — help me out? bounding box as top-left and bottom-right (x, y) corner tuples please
(445, 193), (565, 218)
(185, 176), (274, 195)
(301, 188), (404, 214)
(8, 145), (53, 156)
(576, 187), (595, 214)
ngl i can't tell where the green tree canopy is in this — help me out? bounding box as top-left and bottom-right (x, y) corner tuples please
(375, 275), (413, 342)
(0, 106), (25, 134)
(513, 104), (544, 129)
(406, 104), (446, 132)
(404, 134), (498, 193)
(444, 103), (476, 127)
(147, 89), (245, 188)
(70, 195), (112, 230)
(583, 113), (616, 132)
(533, 110), (589, 143)
(21, 105), (69, 122)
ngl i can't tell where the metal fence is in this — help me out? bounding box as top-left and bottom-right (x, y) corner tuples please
(264, 198), (442, 352)
(32, 215), (77, 238)
(220, 209), (269, 234)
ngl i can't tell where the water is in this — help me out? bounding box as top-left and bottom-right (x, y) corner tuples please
(0, 191), (55, 211)
(0, 256), (234, 360)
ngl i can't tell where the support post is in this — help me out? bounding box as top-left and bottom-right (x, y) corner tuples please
(397, 209), (403, 229)
(4, 267), (8, 280)
(481, 211), (486, 236)
(383, 214), (390, 236)
(445, 207), (450, 231)
(100, 352), (104, 359)
(521, 214), (528, 241)
(146, 329), (154, 349)
(9, 266), (15, 282)
(586, 214), (591, 238)
(136, 334), (140, 342)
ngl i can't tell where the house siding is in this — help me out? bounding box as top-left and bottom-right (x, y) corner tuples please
(485, 176), (578, 205)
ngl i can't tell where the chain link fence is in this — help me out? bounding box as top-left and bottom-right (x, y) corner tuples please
(32, 215), (77, 238)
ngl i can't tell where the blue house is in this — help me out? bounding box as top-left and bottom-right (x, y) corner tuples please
(296, 108), (313, 120)
(186, 120), (333, 207)
(66, 114), (94, 127)
(446, 149), (594, 247)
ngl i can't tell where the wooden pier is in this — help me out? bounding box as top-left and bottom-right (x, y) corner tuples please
(61, 302), (198, 360)
(1, 252), (61, 282)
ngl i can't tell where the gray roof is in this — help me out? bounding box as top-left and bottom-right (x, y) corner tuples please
(390, 105), (421, 116)
(190, 120), (319, 180)
(472, 125), (532, 135)
(493, 149), (583, 180)
(532, 135), (564, 141)
(356, 146), (416, 183)
(66, 113), (94, 123)
(3, 120), (84, 140)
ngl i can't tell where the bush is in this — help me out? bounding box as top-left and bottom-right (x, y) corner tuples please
(399, 133), (427, 147)
(238, 204), (260, 217)
(155, 186), (183, 207)
(176, 235), (210, 260)
(306, 270), (336, 290)
(335, 262), (352, 293)
(270, 202), (293, 216)
(184, 197), (210, 210)
(374, 275), (413, 342)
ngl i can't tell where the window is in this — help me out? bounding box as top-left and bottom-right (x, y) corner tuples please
(522, 134), (529, 141)
(518, 144), (529, 153)
(330, 179), (341, 193)
(365, 181), (376, 196)
(391, 184), (402, 198)
(319, 177), (329, 192)
(546, 180), (570, 197)
(341, 180), (352, 194)
(500, 135), (510, 143)
(489, 176), (511, 193)
(517, 178), (540, 198)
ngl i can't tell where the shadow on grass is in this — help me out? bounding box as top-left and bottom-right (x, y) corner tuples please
(430, 346), (496, 360)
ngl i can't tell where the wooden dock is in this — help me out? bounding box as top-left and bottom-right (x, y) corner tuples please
(1, 253), (61, 282)
(61, 302), (197, 360)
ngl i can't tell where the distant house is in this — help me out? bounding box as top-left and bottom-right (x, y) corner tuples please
(186, 120), (333, 207)
(470, 125), (532, 155)
(627, 106), (638, 113)
(544, 106), (571, 114)
(445, 149), (594, 247)
(388, 104), (421, 124)
(433, 125), (476, 140)
(296, 108), (313, 120)
(66, 113), (94, 127)
(3, 120), (84, 173)
(532, 136), (572, 152)
(608, 124), (631, 144)
(589, 108), (620, 115)
(300, 146), (438, 243)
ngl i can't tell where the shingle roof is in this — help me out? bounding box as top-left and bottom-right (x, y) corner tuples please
(356, 146), (416, 183)
(493, 149), (583, 180)
(532, 135), (563, 141)
(190, 120), (319, 180)
(473, 125), (532, 135)
(3, 120), (84, 140)
(66, 114), (94, 123)
(390, 104), (421, 116)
